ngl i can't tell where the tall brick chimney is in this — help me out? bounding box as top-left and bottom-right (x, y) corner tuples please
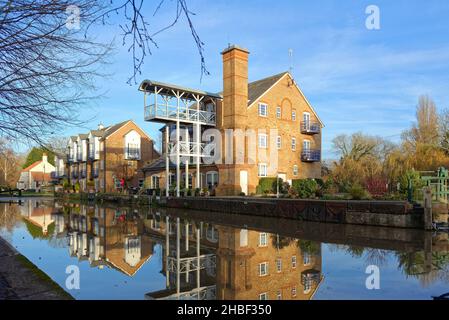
(221, 45), (249, 129)
(216, 45), (251, 197)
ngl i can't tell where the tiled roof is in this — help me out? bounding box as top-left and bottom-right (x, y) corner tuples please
(102, 120), (131, 138)
(247, 71), (288, 106)
(216, 71), (289, 106)
(21, 161), (43, 172)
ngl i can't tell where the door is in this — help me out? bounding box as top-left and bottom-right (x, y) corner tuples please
(303, 112), (310, 130)
(240, 170), (248, 195)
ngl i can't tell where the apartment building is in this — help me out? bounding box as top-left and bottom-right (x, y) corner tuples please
(140, 44), (323, 196)
(56, 120), (159, 193)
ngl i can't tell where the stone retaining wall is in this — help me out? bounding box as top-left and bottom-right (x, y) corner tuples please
(166, 197), (424, 229)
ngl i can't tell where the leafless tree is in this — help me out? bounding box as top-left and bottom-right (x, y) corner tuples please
(0, 0), (207, 145)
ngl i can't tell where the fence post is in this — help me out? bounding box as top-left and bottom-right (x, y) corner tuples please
(423, 187), (433, 231)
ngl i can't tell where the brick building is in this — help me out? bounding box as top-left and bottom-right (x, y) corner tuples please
(140, 44), (323, 196)
(55, 120), (159, 192)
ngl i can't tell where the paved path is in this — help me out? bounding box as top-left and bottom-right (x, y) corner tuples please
(0, 237), (72, 300)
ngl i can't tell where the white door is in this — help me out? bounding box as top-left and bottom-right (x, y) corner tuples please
(240, 170), (248, 195)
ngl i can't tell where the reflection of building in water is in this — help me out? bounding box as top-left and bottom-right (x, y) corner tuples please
(20, 199), (55, 236)
(67, 205), (154, 275)
(145, 214), (217, 300)
(216, 227), (322, 300)
(143, 211), (322, 300)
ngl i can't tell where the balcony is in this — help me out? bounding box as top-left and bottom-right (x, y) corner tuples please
(301, 149), (321, 162)
(145, 104), (216, 126)
(125, 148), (141, 160)
(80, 170), (87, 179)
(300, 122), (320, 135)
(301, 269), (321, 286)
(167, 141), (212, 157)
(72, 171), (79, 179)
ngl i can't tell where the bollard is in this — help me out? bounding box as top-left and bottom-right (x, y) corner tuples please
(423, 187), (433, 230)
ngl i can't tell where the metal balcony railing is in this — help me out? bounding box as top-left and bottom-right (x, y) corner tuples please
(300, 122), (320, 135)
(301, 149), (321, 162)
(301, 269), (321, 286)
(167, 141), (213, 157)
(125, 148), (141, 160)
(145, 104), (216, 126)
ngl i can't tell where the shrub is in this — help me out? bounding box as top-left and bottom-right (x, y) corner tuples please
(256, 177), (277, 194)
(398, 169), (425, 196)
(291, 179), (319, 199)
(348, 183), (370, 200)
(62, 179), (71, 190)
(74, 182), (80, 192)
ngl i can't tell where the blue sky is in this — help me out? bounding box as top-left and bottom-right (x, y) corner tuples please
(69, 0), (449, 159)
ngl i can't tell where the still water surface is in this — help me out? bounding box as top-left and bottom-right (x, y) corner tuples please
(0, 198), (448, 300)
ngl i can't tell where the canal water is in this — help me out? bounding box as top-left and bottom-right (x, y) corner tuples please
(0, 198), (448, 300)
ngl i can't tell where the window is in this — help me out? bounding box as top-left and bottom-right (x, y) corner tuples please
(206, 171), (219, 189)
(303, 112), (311, 131)
(259, 293), (268, 300)
(276, 291), (282, 300)
(303, 252), (311, 266)
(292, 110), (296, 121)
(276, 106), (281, 119)
(258, 163), (268, 177)
(291, 138), (296, 151)
(259, 262), (269, 276)
(303, 139), (311, 151)
(276, 258), (282, 272)
(258, 134), (268, 149)
(293, 165), (298, 176)
(126, 143), (141, 160)
(151, 176), (160, 189)
(292, 287), (297, 297)
(277, 136), (282, 149)
(304, 280), (312, 293)
(292, 256), (297, 268)
(258, 103), (268, 117)
(259, 232), (268, 246)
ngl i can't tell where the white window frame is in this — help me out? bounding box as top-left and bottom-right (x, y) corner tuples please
(258, 133), (268, 149)
(259, 232), (268, 247)
(258, 103), (268, 117)
(292, 255), (297, 268)
(303, 139), (311, 151)
(276, 106), (281, 119)
(303, 112), (311, 130)
(291, 138), (296, 151)
(258, 163), (268, 177)
(277, 136), (282, 149)
(259, 292), (268, 300)
(292, 110), (296, 121)
(293, 165), (298, 176)
(259, 262), (269, 276)
(276, 258), (282, 273)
